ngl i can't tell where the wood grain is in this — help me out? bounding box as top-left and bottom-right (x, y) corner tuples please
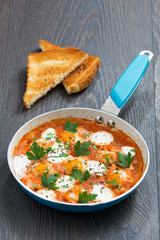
(0, 0), (159, 239)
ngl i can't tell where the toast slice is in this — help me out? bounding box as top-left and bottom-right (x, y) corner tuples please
(39, 40), (100, 94)
(23, 47), (88, 109)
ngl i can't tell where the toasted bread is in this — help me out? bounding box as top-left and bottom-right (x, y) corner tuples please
(23, 48), (88, 109)
(39, 40), (100, 94)
(39, 40), (61, 51)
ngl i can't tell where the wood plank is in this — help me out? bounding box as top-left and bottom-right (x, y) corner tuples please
(152, 0), (160, 233)
(0, 0), (158, 239)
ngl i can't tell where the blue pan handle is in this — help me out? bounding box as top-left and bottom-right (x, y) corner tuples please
(110, 50), (153, 109)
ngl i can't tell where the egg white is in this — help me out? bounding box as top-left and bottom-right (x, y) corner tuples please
(37, 128), (56, 143)
(86, 160), (106, 175)
(114, 169), (127, 179)
(47, 142), (72, 163)
(91, 184), (114, 202)
(14, 155), (31, 179)
(91, 131), (113, 146)
(36, 189), (57, 200)
(56, 175), (75, 193)
(121, 146), (136, 157)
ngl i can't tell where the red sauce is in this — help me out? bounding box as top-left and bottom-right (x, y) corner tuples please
(13, 117), (144, 204)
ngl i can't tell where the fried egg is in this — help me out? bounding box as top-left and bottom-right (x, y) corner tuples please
(31, 162), (55, 175)
(75, 127), (91, 142)
(62, 131), (78, 143)
(86, 160), (106, 175)
(37, 128), (56, 143)
(91, 131), (113, 145)
(36, 189), (57, 200)
(121, 146), (136, 157)
(91, 184), (114, 202)
(14, 155), (31, 179)
(47, 142), (72, 163)
(64, 184), (85, 202)
(56, 175), (75, 192)
(63, 157), (87, 173)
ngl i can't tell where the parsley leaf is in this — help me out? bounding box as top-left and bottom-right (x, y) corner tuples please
(26, 142), (46, 160)
(33, 138), (38, 141)
(65, 120), (79, 134)
(78, 191), (97, 203)
(71, 168), (83, 182)
(107, 178), (121, 190)
(115, 152), (134, 168)
(83, 170), (90, 180)
(105, 155), (110, 164)
(71, 168), (90, 182)
(74, 141), (91, 157)
(41, 170), (59, 189)
(33, 184), (37, 189)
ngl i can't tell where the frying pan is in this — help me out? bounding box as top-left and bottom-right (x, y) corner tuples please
(7, 50), (153, 212)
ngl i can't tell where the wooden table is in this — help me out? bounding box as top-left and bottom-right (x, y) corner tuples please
(0, 0), (159, 239)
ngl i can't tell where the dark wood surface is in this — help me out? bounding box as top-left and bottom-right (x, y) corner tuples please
(0, 0), (159, 239)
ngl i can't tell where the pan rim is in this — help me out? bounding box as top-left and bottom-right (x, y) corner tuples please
(7, 107), (150, 207)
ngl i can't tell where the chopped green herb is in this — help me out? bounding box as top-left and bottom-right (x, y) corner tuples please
(105, 155), (110, 164)
(74, 141), (91, 157)
(45, 167), (50, 173)
(62, 185), (69, 188)
(33, 138), (38, 141)
(45, 132), (54, 140)
(92, 144), (97, 150)
(26, 142), (46, 160)
(54, 153), (69, 158)
(65, 120), (79, 134)
(65, 142), (70, 150)
(115, 152), (134, 168)
(103, 166), (107, 170)
(41, 169), (59, 189)
(71, 168), (90, 182)
(107, 178), (121, 190)
(130, 149), (136, 152)
(69, 177), (73, 181)
(45, 147), (52, 153)
(61, 177), (65, 182)
(115, 170), (118, 174)
(56, 138), (61, 143)
(58, 144), (62, 148)
(69, 137), (72, 139)
(78, 191), (97, 203)
(84, 133), (90, 136)
(33, 184), (37, 188)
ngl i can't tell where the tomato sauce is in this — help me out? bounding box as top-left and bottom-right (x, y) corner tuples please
(13, 117), (144, 204)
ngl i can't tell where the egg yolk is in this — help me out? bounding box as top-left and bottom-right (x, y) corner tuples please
(65, 160), (83, 172)
(63, 132), (76, 141)
(64, 184), (84, 202)
(107, 172), (121, 183)
(35, 163), (47, 174)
